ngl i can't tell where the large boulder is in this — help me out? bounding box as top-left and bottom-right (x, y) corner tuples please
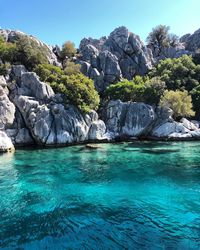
(122, 103), (155, 136)
(19, 72), (54, 99)
(152, 121), (190, 138)
(104, 100), (156, 138)
(0, 131), (15, 153)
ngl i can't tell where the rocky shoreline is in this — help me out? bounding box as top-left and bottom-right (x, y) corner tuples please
(1, 26), (200, 153)
(1, 65), (200, 153)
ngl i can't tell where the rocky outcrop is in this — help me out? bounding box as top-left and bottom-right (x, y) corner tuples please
(79, 26), (153, 92)
(180, 28), (200, 52)
(104, 100), (155, 138)
(0, 29), (60, 66)
(104, 100), (200, 140)
(0, 65), (108, 147)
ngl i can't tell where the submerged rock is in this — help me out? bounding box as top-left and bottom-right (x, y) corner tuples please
(85, 144), (102, 149)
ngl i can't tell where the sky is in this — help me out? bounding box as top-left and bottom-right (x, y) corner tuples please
(0, 0), (200, 47)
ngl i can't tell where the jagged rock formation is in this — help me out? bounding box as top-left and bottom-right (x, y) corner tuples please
(104, 100), (200, 140)
(79, 26), (153, 92)
(180, 28), (200, 52)
(0, 29), (60, 66)
(0, 65), (107, 148)
(0, 27), (200, 151)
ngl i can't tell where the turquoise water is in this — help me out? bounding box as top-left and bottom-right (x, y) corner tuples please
(0, 142), (200, 250)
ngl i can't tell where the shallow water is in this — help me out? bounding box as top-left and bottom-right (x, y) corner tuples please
(0, 142), (200, 249)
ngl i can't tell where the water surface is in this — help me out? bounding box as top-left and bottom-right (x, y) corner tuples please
(0, 142), (200, 249)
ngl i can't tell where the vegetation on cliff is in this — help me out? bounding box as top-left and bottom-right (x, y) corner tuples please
(1, 25), (200, 118)
(35, 63), (99, 113)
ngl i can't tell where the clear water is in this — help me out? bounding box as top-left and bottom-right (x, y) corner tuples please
(0, 142), (200, 250)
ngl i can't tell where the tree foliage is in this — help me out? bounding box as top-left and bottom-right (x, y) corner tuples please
(61, 41), (77, 60)
(34, 64), (99, 113)
(159, 90), (195, 118)
(105, 76), (166, 105)
(105, 78), (145, 102)
(146, 25), (179, 56)
(149, 55), (200, 91)
(50, 74), (99, 113)
(15, 35), (49, 70)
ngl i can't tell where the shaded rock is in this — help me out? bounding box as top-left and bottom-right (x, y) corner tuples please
(182, 28), (200, 52)
(0, 86), (15, 130)
(104, 100), (155, 137)
(105, 100), (128, 135)
(15, 128), (34, 145)
(122, 103), (155, 136)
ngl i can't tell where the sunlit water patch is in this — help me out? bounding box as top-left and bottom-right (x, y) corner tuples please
(0, 142), (200, 249)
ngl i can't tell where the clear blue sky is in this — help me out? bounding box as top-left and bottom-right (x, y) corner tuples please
(0, 0), (200, 47)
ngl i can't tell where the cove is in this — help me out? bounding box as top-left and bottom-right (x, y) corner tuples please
(0, 142), (200, 249)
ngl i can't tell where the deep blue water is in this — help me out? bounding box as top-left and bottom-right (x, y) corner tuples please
(0, 142), (200, 250)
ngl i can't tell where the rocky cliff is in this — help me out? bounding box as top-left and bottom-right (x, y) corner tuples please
(1, 66), (200, 153)
(1, 26), (200, 152)
(79, 26), (153, 92)
(0, 65), (108, 151)
(79, 26), (200, 92)
(104, 100), (200, 140)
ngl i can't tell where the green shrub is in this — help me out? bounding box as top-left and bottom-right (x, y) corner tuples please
(34, 63), (62, 82)
(159, 90), (195, 118)
(0, 36), (17, 64)
(63, 61), (81, 75)
(142, 77), (166, 105)
(15, 35), (48, 70)
(190, 85), (200, 118)
(149, 55), (200, 91)
(105, 78), (145, 102)
(50, 74), (100, 113)
(61, 41), (77, 60)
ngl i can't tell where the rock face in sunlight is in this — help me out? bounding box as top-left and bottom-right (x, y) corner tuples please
(104, 100), (155, 138)
(3, 65), (107, 146)
(103, 100), (200, 140)
(180, 28), (200, 52)
(79, 26), (153, 92)
(0, 131), (15, 153)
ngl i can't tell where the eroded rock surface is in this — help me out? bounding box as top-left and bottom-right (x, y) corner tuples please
(79, 26), (153, 92)
(0, 131), (15, 153)
(3, 65), (108, 146)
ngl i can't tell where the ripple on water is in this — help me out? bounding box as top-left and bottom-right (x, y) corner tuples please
(0, 142), (200, 249)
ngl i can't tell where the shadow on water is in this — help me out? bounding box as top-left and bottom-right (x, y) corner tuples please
(141, 148), (180, 154)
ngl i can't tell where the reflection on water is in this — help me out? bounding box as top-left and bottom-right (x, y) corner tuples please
(0, 142), (200, 249)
